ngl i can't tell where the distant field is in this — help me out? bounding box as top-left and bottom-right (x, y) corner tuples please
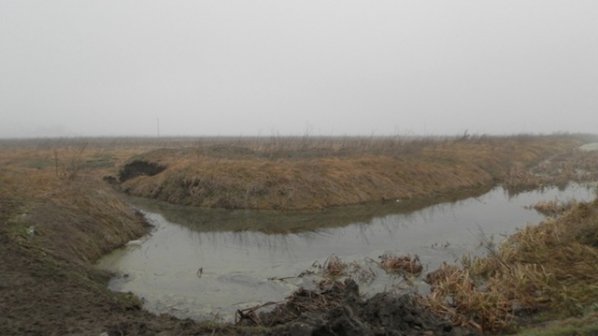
(3, 134), (598, 211)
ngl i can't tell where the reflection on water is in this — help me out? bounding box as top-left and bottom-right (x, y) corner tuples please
(97, 183), (596, 321)
(121, 186), (495, 234)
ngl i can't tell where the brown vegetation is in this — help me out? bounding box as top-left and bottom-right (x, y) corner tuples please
(529, 200), (577, 217)
(379, 254), (423, 275)
(1, 135), (597, 335)
(116, 135), (591, 210)
(421, 200), (598, 334)
(323, 254), (348, 278)
(0, 144), (243, 335)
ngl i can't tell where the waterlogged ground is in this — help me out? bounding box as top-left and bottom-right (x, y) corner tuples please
(580, 142), (598, 151)
(97, 183), (597, 322)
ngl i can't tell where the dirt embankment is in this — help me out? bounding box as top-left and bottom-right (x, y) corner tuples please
(0, 167), (240, 335)
(117, 136), (584, 210)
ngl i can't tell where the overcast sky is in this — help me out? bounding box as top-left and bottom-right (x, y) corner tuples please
(1, 1), (597, 138)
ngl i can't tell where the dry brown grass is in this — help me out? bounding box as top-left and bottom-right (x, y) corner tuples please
(0, 140), (151, 263)
(1, 135), (596, 334)
(113, 134), (589, 210)
(0, 146), (244, 336)
(529, 200), (577, 217)
(421, 200), (598, 333)
(378, 254), (423, 275)
(323, 255), (348, 278)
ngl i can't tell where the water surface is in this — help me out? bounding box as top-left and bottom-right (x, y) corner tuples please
(97, 183), (596, 321)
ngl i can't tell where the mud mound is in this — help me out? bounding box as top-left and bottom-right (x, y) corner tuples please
(238, 279), (478, 336)
(119, 160), (166, 182)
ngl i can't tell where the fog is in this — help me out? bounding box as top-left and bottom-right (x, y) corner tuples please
(1, 1), (597, 138)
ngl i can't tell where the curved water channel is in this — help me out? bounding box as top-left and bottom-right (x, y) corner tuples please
(97, 183), (596, 322)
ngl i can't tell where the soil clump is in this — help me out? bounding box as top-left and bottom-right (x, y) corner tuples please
(239, 279), (477, 336)
(119, 160), (167, 182)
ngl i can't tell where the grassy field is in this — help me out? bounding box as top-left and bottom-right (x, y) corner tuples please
(1, 134), (597, 335)
(114, 134), (594, 210)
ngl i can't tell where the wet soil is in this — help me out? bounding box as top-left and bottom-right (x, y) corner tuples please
(0, 183), (234, 335)
(240, 279), (478, 336)
(119, 160), (166, 182)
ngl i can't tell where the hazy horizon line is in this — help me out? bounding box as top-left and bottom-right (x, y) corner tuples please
(1, 131), (595, 141)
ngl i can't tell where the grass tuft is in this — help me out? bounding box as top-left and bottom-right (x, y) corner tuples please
(421, 200), (598, 333)
(379, 254), (423, 275)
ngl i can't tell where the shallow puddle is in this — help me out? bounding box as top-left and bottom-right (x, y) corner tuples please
(580, 142), (598, 151)
(97, 183), (596, 321)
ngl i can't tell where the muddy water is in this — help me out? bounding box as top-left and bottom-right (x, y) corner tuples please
(97, 183), (596, 321)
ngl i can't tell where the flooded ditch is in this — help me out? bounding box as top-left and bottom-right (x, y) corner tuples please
(97, 183), (597, 322)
